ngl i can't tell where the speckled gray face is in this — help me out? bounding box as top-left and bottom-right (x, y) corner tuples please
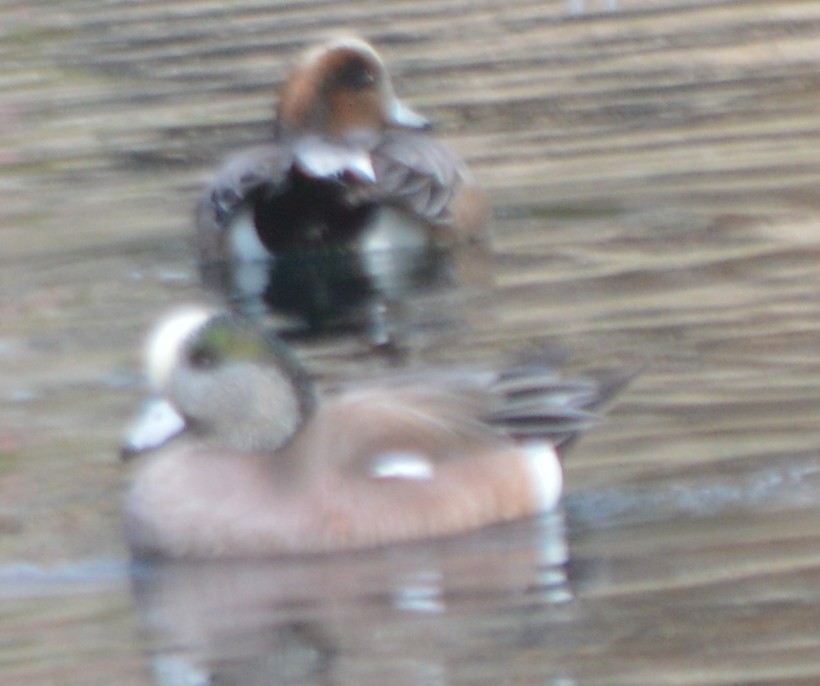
(121, 306), (213, 459)
(122, 306), (317, 458)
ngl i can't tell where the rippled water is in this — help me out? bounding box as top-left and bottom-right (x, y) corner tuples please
(3, 1), (820, 684)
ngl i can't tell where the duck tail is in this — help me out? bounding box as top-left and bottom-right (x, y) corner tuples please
(487, 356), (637, 450)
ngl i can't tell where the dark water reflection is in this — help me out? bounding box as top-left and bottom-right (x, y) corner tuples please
(199, 242), (489, 350)
(4, 0), (820, 685)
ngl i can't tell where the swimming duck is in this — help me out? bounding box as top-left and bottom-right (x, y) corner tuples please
(196, 37), (488, 262)
(121, 307), (625, 558)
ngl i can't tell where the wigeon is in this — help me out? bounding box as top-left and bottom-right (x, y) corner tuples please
(196, 37), (488, 261)
(120, 306), (628, 559)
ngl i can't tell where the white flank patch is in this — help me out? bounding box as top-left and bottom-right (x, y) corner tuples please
(520, 441), (563, 512)
(357, 208), (429, 296)
(228, 206), (271, 262)
(147, 306), (212, 390)
(232, 261), (271, 303)
(357, 207), (429, 253)
(370, 451), (435, 480)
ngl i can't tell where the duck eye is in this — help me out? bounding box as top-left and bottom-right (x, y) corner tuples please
(336, 57), (376, 90)
(188, 342), (220, 370)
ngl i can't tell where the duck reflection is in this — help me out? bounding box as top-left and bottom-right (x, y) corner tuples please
(199, 241), (491, 344)
(130, 513), (569, 686)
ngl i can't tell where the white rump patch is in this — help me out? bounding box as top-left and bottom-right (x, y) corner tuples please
(370, 452), (435, 480)
(520, 441), (563, 512)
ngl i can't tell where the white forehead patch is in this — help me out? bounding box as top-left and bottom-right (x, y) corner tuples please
(146, 306), (213, 391)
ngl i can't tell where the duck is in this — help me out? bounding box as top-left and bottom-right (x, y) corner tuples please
(120, 306), (628, 559)
(196, 37), (488, 262)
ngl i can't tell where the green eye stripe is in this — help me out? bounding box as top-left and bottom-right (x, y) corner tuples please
(195, 321), (266, 365)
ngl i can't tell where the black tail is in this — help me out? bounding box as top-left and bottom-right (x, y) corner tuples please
(487, 356), (636, 449)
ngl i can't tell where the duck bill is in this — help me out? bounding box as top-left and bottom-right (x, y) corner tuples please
(386, 98), (431, 130)
(120, 396), (186, 460)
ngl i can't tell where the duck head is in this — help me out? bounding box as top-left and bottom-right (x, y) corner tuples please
(122, 307), (316, 457)
(275, 37), (431, 141)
